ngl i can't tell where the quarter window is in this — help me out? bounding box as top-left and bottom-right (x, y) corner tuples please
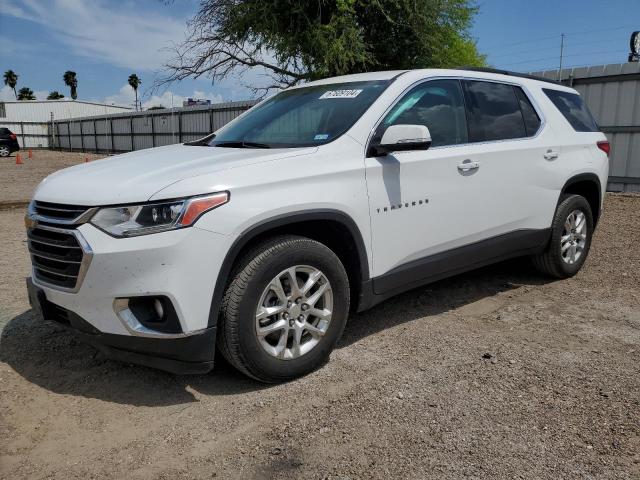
(543, 88), (599, 132)
(462, 80), (527, 142)
(378, 79), (468, 148)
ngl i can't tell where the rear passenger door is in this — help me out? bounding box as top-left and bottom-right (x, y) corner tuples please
(460, 79), (560, 235)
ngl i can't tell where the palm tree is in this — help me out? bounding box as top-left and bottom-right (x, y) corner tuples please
(47, 91), (65, 100)
(17, 87), (35, 100)
(63, 71), (78, 99)
(128, 74), (141, 111)
(3, 70), (18, 99)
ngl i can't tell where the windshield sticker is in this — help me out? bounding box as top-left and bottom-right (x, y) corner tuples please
(319, 89), (363, 99)
(314, 134), (329, 140)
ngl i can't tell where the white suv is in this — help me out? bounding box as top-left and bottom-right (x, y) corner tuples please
(26, 68), (609, 382)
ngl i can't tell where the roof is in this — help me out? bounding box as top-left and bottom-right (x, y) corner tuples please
(0, 99), (131, 109)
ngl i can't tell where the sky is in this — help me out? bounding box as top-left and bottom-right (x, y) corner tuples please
(0, 0), (638, 107)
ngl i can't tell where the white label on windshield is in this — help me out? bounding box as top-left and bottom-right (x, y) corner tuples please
(319, 89), (362, 99)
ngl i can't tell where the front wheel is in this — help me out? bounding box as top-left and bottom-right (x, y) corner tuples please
(532, 194), (594, 278)
(217, 235), (350, 382)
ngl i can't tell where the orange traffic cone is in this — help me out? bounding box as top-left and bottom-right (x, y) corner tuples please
(28, 149), (33, 159)
(84, 156), (89, 163)
(16, 153), (22, 165)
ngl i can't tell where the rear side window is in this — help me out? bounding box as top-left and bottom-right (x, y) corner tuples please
(514, 87), (542, 136)
(462, 80), (527, 142)
(543, 89), (599, 132)
(0, 128), (10, 135)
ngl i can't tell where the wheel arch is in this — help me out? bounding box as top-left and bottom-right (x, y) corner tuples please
(560, 173), (602, 226)
(207, 209), (370, 327)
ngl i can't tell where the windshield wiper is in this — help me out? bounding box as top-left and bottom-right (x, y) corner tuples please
(214, 141), (271, 149)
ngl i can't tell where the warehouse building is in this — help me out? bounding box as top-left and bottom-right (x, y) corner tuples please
(0, 100), (131, 148)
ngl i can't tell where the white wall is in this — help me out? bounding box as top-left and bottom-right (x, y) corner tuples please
(0, 100), (131, 122)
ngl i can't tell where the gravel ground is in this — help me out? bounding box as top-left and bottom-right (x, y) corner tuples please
(0, 151), (639, 479)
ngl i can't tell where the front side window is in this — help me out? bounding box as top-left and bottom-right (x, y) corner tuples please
(209, 80), (390, 148)
(463, 80), (527, 142)
(376, 79), (468, 148)
(543, 88), (599, 132)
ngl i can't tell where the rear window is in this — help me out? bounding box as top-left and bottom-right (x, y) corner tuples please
(543, 89), (599, 132)
(0, 128), (10, 135)
(462, 80), (527, 142)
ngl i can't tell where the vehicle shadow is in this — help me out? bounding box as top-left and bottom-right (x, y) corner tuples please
(0, 258), (552, 407)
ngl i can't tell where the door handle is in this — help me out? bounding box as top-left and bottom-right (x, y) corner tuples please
(544, 150), (559, 161)
(457, 160), (480, 172)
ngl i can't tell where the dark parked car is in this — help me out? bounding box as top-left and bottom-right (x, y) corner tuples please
(0, 127), (20, 157)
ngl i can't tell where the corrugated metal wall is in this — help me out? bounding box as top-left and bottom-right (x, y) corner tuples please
(531, 62), (640, 192)
(52, 101), (258, 154)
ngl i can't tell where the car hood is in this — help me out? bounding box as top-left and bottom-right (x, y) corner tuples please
(33, 144), (317, 205)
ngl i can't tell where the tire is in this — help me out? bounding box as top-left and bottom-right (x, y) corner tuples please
(532, 194), (594, 278)
(217, 235), (350, 383)
(0, 146), (10, 157)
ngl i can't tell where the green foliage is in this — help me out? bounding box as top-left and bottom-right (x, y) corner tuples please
(63, 71), (78, 99)
(164, 0), (485, 93)
(47, 91), (65, 100)
(17, 87), (35, 100)
(3, 70), (19, 99)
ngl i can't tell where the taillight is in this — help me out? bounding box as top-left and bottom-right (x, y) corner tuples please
(597, 141), (610, 156)
(9, 133), (16, 141)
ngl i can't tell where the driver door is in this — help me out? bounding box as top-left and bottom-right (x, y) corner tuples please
(364, 79), (496, 290)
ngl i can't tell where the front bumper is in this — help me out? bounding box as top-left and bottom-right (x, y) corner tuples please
(27, 277), (216, 374)
(32, 223), (230, 335)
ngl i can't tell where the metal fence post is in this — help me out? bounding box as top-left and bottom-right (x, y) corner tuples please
(109, 118), (114, 154)
(130, 116), (135, 151)
(150, 114), (155, 147)
(68, 122), (72, 152)
(93, 119), (98, 153)
(79, 121), (85, 152)
(178, 111), (183, 143)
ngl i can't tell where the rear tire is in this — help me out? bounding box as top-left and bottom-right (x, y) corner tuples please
(217, 235), (350, 383)
(532, 194), (594, 278)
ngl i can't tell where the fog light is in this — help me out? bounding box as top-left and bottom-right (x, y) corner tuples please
(154, 298), (164, 319)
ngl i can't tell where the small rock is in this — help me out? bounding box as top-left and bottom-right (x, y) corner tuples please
(319, 426), (330, 434)
(396, 392), (404, 399)
(270, 447), (282, 455)
(490, 358), (498, 364)
(509, 359), (516, 365)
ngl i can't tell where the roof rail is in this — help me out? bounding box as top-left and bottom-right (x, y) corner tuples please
(455, 67), (564, 86)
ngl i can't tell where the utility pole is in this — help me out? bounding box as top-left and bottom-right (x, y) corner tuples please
(558, 33), (565, 82)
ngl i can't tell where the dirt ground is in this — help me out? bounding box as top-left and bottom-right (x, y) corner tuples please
(0, 151), (639, 479)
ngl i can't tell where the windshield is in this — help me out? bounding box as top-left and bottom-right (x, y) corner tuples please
(209, 80), (390, 148)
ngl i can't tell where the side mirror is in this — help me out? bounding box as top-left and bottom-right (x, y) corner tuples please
(371, 124), (432, 156)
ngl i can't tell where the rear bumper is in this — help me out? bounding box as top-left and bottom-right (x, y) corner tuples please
(27, 277), (216, 374)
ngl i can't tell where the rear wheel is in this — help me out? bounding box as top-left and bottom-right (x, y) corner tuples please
(217, 235), (350, 382)
(0, 145), (10, 157)
(532, 194), (594, 278)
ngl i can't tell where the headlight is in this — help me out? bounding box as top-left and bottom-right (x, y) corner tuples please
(90, 192), (229, 237)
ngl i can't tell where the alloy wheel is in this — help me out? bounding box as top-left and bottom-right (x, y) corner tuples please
(255, 265), (333, 360)
(561, 209), (587, 264)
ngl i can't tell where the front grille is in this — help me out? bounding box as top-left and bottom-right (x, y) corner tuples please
(33, 201), (90, 222)
(27, 227), (85, 290)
